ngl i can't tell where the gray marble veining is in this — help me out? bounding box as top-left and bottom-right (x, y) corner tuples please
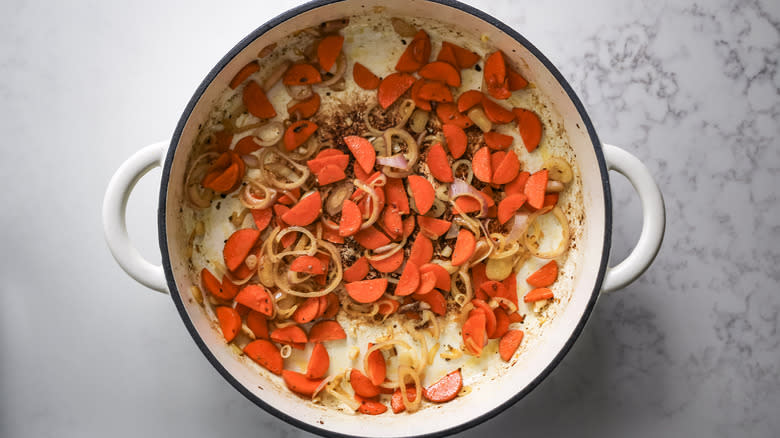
(0, 0), (777, 437)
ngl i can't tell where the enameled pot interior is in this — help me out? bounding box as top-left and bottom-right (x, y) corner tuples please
(161, 0), (608, 436)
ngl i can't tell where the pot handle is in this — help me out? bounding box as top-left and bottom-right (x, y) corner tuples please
(102, 142), (169, 293)
(601, 144), (665, 293)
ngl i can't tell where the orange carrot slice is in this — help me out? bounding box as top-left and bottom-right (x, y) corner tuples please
(338, 199), (362, 237)
(436, 41), (458, 67)
(452, 229), (476, 266)
(417, 216), (452, 238)
(242, 81), (277, 118)
(366, 343), (387, 386)
(283, 120), (318, 151)
(306, 342), (330, 379)
(526, 260), (558, 287)
(417, 81), (454, 103)
(202, 151), (245, 193)
(391, 385), (418, 413)
(345, 279), (388, 303)
(442, 123), (467, 159)
(471, 300), (497, 337)
(524, 169), (548, 209)
(436, 103), (473, 129)
(423, 369), (462, 403)
(407, 236), (432, 269)
(410, 78), (432, 111)
(316, 164), (346, 185)
(281, 191), (321, 226)
(233, 136), (262, 156)
(451, 44), (480, 69)
(378, 72), (416, 109)
(418, 61), (461, 87)
(499, 330), (524, 361)
(507, 67), (528, 91)
(472, 146), (492, 183)
(482, 96), (515, 124)
(524, 287), (554, 303)
(395, 30), (431, 72)
(322, 293), (340, 319)
(508, 312), (525, 324)
(288, 93), (321, 119)
(505, 171), (530, 196)
(317, 35), (344, 72)
(350, 369), (381, 398)
(543, 193), (559, 208)
(282, 370), (324, 396)
(230, 61), (260, 89)
(201, 268), (235, 300)
(490, 150), (506, 175)
(343, 257), (369, 284)
(307, 154), (349, 174)
(462, 311), (487, 356)
(419, 263), (451, 292)
(223, 229), (260, 271)
(406, 175), (435, 214)
(292, 297), (321, 325)
(290, 255), (327, 275)
(492, 150), (520, 185)
(368, 250), (404, 273)
(497, 193), (528, 224)
(246, 310), (269, 340)
(413, 289), (446, 315)
(377, 298), (400, 316)
(355, 395), (388, 415)
(214, 130), (233, 152)
(483, 51), (510, 100)
(484, 131), (513, 150)
(415, 271), (437, 295)
(270, 325), (308, 346)
(396, 263), (421, 296)
(283, 63), (322, 85)
(513, 108), (543, 152)
(344, 135), (377, 173)
(456, 89), (483, 113)
(354, 226), (391, 250)
(353, 62), (381, 90)
(426, 143), (453, 183)
(216, 306), (241, 342)
(381, 207), (404, 240)
(309, 320), (347, 343)
(244, 339), (283, 375)
(492, 308), (510, 339)
(236, 284), (273, 316)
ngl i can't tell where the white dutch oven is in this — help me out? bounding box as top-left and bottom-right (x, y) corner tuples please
(102, 0), (665, 436)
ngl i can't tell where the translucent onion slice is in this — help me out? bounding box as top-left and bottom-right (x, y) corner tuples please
(524, 206), (570, 259)
(239, 180), (277, 210)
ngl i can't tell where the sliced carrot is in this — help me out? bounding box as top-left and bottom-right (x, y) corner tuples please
(490, 150), (506, 174)
(426, 143), (453, 183)
(423, 369), (462, 403)
(436, 103), (473, 129)
(282, 63), (322, 85)
(513, 108), (543, 152)
(355, 395), (388, 415)
(305, 342), (330, 379)
(508, 312), (525, 323)
(456, 89), (483, 113)
(484, 131), (513, 150)
(497, 193), (528, 224)
(336, 199), (362, 237)
(501, 275), (519, 308)
(415, 271), (437, 295)
(235, 284), (273, 316)
(462, 311), (487, 356)
(391, 385), (418, 413)
(419, 264), (451, 292)
(472, 146), (492, 183)
(402, 215), (416, 239)
(201, 268), (236, 301)
(441, 123), (467, 159)
(527, 260), (558, 287)
(524, 287), (554, 303)
(202, 151), (245, 193)
(452, 229), (476, 266)
(543, 193), (559, 208)
(479, 280), (506, 299)
(368, 250), (404, 273)
(215, 306), (241, 342)
(385, 178), (410, 214)
(309, 320), (347, 343)
(377, 298), (401, 316)
(246, 310), (269, 340)
(292, 297), (322, 324)
(419, 61), (461, 87)
(453, 197), (481, 214)
(482, 96), (515, 124)
(414, 289), (446, 315)
(410, 78), (432, 111)
(270, 325), (308, 346)
(505, 171), (530, 196)
(492, 150), (520, 185)
(316, 164), (346, 185)
(395, 263), (421, 296)
(406, 175), (435, 214)
(343, 256), (369, 282)
(280, 191), (321, 226)
(223, 229), (260, 271)
(395, 30), (431, 72)
(381, 207), (404, 240)
(408, 234), (433, 266)
(345, 278), (388, 303)
(321, 222), (344, 244)
(417, 81), (454, 103)
(417, 216), (452, 238)
(234, 135), (262, 155)
(507, 67), (528, 91)
(307, 153), (350, 174)
(449, 43), (480, 69)
(350, 369), (381, 398)
(282, 370), (324, 396)
(471, 300), (497, 337)
(499, 330), (524, 361)
(214, 130), (233, 153)
(377, 72), (416, 109)
(242, 80), (276, 118)
(483, 51), (510, 100)
(524, 169), (548, 209)
(353, 62), (381, 90)
(288, 93), (321, 119)
(277, 187), (301, 205)
(344, 135), (377, 173)
(492, 308), (510, 339)
(366, 343), (387, 386)
(435, 42), (458, 67)
(316, 148), (344, 159)
(290, 255), (327, 275)
(230, 61), (260, 89)
(317, 35), (344, 72)
(244, 339), (283, 375)
(354, 226), (391, 250)
(283, 120), (318, 151)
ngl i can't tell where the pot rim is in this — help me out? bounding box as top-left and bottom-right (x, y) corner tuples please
(158, 0), (612, 436)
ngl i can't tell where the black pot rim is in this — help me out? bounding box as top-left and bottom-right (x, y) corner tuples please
(158, 0), (612, 436)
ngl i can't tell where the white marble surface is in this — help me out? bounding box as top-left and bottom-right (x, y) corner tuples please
(1, 0), (778, 436)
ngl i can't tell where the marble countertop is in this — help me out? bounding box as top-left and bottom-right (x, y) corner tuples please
(0, 0), (777, 436)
